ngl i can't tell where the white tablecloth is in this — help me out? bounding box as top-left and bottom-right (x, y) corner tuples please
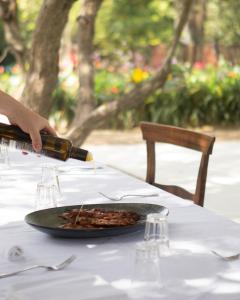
(0, 151), (240, 299)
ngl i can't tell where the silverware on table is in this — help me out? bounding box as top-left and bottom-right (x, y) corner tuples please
(99, 192), (159, 201)
(211, 250), (240, 261)
(59, 166), (104, 173)
(0, 255), (76, 279)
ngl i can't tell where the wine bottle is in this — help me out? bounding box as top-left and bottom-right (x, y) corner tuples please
(0, 122), (93, 162)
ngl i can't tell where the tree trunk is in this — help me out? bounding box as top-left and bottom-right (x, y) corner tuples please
(22, 0), (76, 117)
(68, 0), (193, 145)
(188, 0), (207, 66)
(71, 0), (103, 126)
(0, 0), (27, 71)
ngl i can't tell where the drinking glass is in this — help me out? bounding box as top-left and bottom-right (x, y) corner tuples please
(0, 138), (10, 169)
(0, 139), (11, 184)
(35, 183), (58, 210)
(144, 213), (170, 256)
(41, 165), (61, 192)
(40, 164), (63, 202)
(131, 241), (163, 298)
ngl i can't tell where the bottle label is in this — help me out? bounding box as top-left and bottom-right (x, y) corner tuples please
(2, 138), (46, 155)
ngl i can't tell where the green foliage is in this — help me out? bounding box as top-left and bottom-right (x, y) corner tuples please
(17, 0), (42, 45)
(50, 86), (76, 130)
(94, 69), (128, 104)
(95, 0), (174, 61)
(92, 62), (240, 129)
(0, 0), (240, 131)
(143, 63), (240, 127)
(0, 0), (42, 66)
(1, 61), (239, 130)
(0, 65), (23, 93)
(206, 0), (240, 46)
(0, 21), (16, 66)
(49, 70), (79, 129)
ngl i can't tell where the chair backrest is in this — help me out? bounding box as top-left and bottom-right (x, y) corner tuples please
(140, 122), (215, 207)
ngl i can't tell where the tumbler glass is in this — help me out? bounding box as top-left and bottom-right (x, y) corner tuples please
(41, 165), (61, 192)
(35, 183), (58, 210)
(0, 139), (11, 184)
(0, 138), (10, 169)
(131, 241), (162, 298)
(144, 213), (170, 256)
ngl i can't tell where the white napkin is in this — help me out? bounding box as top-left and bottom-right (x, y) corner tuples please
(1, 245), (24, 262)
(6, 273), (129, 300)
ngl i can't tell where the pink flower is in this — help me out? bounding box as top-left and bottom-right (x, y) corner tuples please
(193, 61), (205, 70)
(0, 66), (5, 74)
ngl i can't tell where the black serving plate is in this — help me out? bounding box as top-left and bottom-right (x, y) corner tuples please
(25, 203), (169, 238)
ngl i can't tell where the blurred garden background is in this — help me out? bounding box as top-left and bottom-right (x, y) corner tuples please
(0, 0), (239, 220)
(0, 0), (239, 136)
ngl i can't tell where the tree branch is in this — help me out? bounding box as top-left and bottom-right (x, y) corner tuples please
(0, 46), (10, 63)
(0, 0), (27, 70)
(68, 0), (193, 145)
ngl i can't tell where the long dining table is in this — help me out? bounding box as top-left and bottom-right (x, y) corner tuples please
(0, 150), (240, 299)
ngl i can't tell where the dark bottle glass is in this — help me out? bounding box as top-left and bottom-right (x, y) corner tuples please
(0, 122), (93, 161)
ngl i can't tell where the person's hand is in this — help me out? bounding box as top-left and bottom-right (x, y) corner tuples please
(8, 105), (56, 152)
(0, 90), (56, 152)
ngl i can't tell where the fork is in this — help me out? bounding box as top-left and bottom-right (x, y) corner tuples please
(211, 250), (240, 261)
(0, 255), (76, 279)
(99, 192), (159, 201)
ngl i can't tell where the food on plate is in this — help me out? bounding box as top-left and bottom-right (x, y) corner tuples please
(58, 207), (140, 229)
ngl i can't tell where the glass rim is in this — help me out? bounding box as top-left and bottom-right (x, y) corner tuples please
(146, 213), (167, 223)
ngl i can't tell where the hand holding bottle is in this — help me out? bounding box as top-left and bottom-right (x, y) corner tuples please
(0, 122), (92, 162)
(9, 106), (56, 153)
(0, 89), (56, 152)
(0, 90), (92, 161)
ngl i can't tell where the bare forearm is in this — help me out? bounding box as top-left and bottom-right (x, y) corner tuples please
(0, 90), (24, 120)
(0, 89), (56, 151)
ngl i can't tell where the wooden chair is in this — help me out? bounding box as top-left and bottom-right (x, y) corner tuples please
(140, 122), (215, 207)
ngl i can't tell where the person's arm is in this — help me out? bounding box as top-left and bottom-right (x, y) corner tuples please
(0, 90), (56, 152)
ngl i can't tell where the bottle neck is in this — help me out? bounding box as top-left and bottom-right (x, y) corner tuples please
(70, 146), (92, 161)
